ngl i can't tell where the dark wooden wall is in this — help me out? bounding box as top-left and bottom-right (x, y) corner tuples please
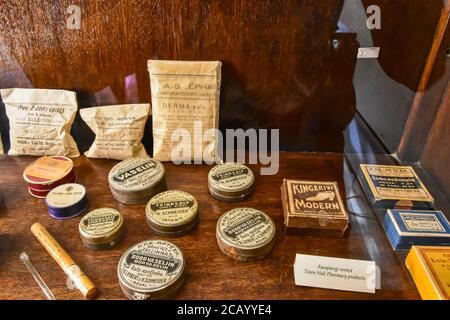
(366, 0), (450, 200)
(419, 13), (450, 200)
(341, 0), (445, 154)
(0, 0), (359, 153)
(398, 6), (450, 162)
(340, 0), (450, 200)
(421, 82), (450, 200)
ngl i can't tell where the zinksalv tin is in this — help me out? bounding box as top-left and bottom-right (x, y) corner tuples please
(216, 208), (276, 262)
(45, 183), (88, 220)
(117, 240), (185, 300)
(146, 190), (199, 237)
(79, 208), (124, 250)
(208, 163), (255, 202)
(108, 157), (166, 205)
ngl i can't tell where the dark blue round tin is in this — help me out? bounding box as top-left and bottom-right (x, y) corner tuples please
(45, 183), (88, 220)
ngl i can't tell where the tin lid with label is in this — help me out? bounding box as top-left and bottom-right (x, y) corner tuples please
(79, 208), (123, 244)
(216, 208), (276, 261)
(208, 163), (255, 194)
(23, 156), (74, 185)
(146, 190), (198, 229)
(108, 157), (165, 192)
(46, 183), (86, 209)
(117, 240), (185, 300)
(45, 183), (88, 219)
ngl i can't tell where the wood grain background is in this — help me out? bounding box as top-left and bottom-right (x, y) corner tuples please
(0, 1), (448, 299)
(0, 0), (358, 153)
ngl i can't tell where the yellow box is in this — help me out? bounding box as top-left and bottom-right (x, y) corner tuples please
(406, 246), (450, 300)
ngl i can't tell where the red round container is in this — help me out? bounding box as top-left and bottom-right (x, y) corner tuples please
(28, 175), (78, 199)
(23, 156), (77, 197)
(27, 169), (77, 191)
(28, 187), (49, 199)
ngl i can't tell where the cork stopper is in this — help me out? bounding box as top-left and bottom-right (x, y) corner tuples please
(31, 223), (98, 299)
(70, 269), (98, 299)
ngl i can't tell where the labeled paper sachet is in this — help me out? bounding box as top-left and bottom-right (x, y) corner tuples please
(1, 88), (79, 157)
(80, 104), (150, 160)
(148, 60), (221, 162)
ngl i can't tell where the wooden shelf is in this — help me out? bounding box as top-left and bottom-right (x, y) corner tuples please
(0, 152), (420, 299)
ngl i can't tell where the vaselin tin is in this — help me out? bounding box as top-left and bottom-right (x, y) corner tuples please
(79, 208), (124, 250)
(117, 240), (185, 300)
(146, 190), (199, 237)
(108, 157), (166, 205)
(208, 163), (255, 202)
(216, 208), (276, 261)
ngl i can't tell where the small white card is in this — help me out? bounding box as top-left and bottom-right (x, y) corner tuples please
(294, 254), (378, 294)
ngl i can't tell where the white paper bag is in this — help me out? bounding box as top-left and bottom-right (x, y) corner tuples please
(148, 60), (221, 162)
(1, 88), (80, 157)
(80, 104), (150, 160)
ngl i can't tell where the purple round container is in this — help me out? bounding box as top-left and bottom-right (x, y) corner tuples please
(45, 183), (89, 220)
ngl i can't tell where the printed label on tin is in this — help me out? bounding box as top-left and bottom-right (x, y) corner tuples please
(46, 183), (86, 208)
(400, 213), (445, 232)
(118, 240), (184, 291)
(360, 164), (433, 202)
(80, 208), (122, 236)
(24, 156), (73, 181)
(208, 163), (254, 192)
(218, 208), (275, 249)
(109, 158), (164, 191)
(146, 191), (198, 226)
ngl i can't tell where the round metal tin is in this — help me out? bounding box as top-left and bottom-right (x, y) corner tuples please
(216, 208), (276, 262)
(28, 169), (77, 192)
(79, 208), (124, 250)
(108, 157), (166, 205)
(28, 175), (78, 199)
(208, 163), (255, 202)
(45, 183), (88, 220)
(146, 190), (199, 237)
(23, 156), (74, 189)
(117, 240), (185, 300)
(28, 187), (48, 199)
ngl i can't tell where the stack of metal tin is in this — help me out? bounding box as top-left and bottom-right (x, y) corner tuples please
(23, 156), (77, 199)
(108, 157), (166, 205)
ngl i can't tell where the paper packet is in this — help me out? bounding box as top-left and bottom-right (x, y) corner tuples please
(148, 60), (222, 162)
(80, 104), (150, 160)
(0, 88), (79, 157)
